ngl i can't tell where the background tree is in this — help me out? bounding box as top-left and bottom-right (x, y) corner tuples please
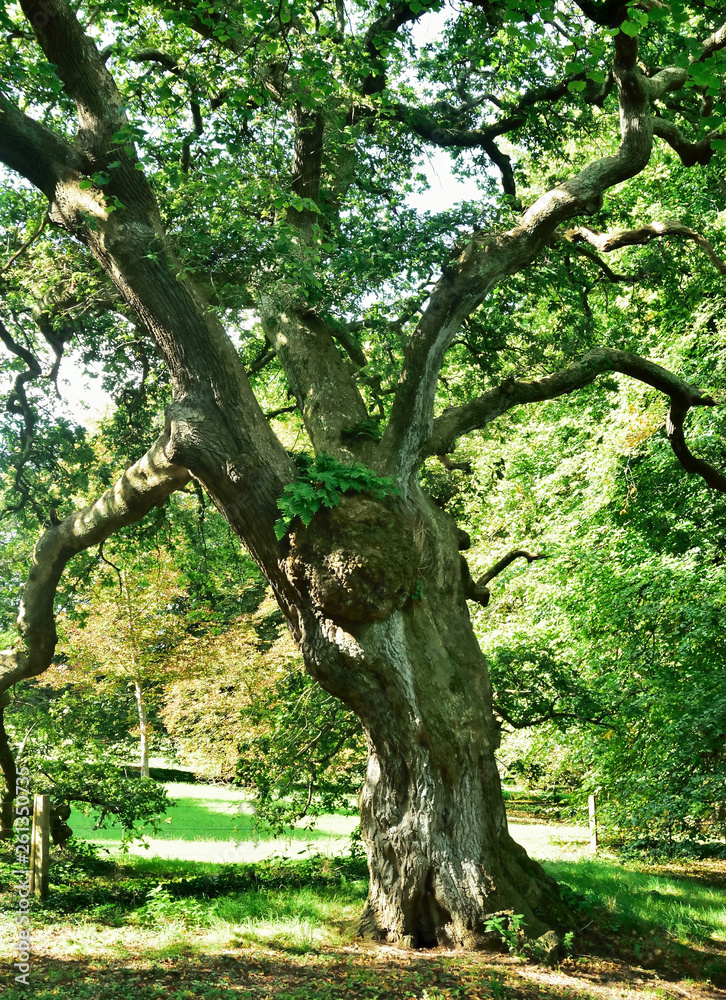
(467, 352), (726, 846)
(160, 593), (302, 782)
(0, 0), (725, 948)
(59, 552), (187, 778)
(4, 678), (171, 844)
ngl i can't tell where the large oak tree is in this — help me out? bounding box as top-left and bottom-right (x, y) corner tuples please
(0, 0), (725, 947)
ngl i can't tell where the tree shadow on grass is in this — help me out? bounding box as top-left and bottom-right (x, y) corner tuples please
(543, 858), (726, 987)
(6, 947), (721, 1000)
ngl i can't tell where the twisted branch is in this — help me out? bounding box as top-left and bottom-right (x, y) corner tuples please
(427, 347), (725, 492)
(564, 220), (726, 274)
(461, 549), (547, 607)
(0, 431), (190, 692)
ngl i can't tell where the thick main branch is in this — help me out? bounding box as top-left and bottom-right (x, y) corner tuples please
(381, 31), (670, 478)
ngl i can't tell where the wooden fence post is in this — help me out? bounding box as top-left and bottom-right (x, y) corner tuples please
(588, 793), (598, 853)
(30, 794), (50, 900)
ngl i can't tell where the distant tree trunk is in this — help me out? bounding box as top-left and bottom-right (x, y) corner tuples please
(133, 679), (150, 779)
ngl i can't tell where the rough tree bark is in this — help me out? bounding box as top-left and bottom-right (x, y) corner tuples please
(288, 490), (566, 946)
(0, 0), (724, 948)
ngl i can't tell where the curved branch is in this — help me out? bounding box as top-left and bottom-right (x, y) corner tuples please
(652, 118), (719, 167)
(426, 347), (725, 492)
(478, 549), (548, 588)
(666, 400), (726, 491)
(20, 0), (123, 148)
(460, 549), (546, 608)
(246, 347), (276, 376)
(564, 220), (726, 274)
(494, 700), (619, 732)
(696, 21), (726, 63)
(16, 0), (156, 219)
(437, 454), (472, 474)
(0, 431), (190, 692)
(482, 139), (516, 197)
(361, 1), (430, 96)
(327, 317), (368, 367)
(387, 68), (611, 196)
(0, 212), (50, 276)
(0, 315), (42, 374)
(130, 47), (181, 72)
(460, 555), (491, 607)
(381, 32), (661, 477)
(565, 244), (640, 283)
(390, 106), (520, 196)
(0, 92), (83, 200)
(265, 404), (298, 419)
(392, 106), (526, 148)
(130, 47), (205, 172)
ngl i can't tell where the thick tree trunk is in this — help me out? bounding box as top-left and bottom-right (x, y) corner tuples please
(281, 488), (569, 947)
(355, 614), (559, 948)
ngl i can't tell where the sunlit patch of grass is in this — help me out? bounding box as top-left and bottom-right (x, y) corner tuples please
(3, 804), (726, 995)
(68, 781), (358, 863)
(508, 823), (726, 985)
(509, 821), (593, 862)
(232, 914), (323, 953)
(126, 883), (365, 957)
(542, 856), (726, 946)
(514, 819), (726, 947)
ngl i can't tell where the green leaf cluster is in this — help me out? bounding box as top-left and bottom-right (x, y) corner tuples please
(6, 681), (171, 842)
(275, 454), (399, 539)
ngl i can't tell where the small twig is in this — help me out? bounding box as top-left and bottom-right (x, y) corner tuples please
(0, 212), (49, 276)
(98, 542), (123, 594)
(16, 721), (40, 758)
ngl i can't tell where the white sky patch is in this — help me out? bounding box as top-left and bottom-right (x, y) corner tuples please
(409, 150), (485, 212)
(56, 356), (111, 425)
(406, 4), (495, 212)
(0, 352), (111, 428)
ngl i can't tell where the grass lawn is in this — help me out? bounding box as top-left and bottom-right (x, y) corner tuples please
(68, 783), (359, 863)
(1, 784), (725, 999)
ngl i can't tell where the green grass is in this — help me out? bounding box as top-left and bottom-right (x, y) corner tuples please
(545, 856), (726, 943)
(2, 789), (726, 996)
(70, 782), (359, 862)
(130, 882), (368, 953)
(508, 822), (726, 949)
